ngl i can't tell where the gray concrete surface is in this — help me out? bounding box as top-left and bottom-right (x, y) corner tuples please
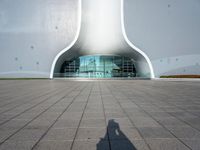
(0, 79), (200, 150)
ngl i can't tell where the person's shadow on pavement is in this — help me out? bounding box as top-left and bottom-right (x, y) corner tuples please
(96, 119), (137, 150)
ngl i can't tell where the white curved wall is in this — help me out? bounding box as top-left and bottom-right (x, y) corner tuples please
(0, 0), (79, 78)
(52, 0), (154, 78)
(0, 0), (200, 78)
(124, 0), (200, 77)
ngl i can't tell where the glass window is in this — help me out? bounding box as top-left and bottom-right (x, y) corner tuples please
(57, 55), (136, 78)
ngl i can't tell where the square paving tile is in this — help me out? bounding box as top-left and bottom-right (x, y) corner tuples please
(9, 128), (45, 141)
(181, 139), (200, 150)
(130, 117), (161, 127)
(42, 128), (76, 141)
(82, 113), (104, 120)
(79, 119), (106, 128)
(167, 126), (200, 139)
(110, 139), (150, 150)
(0, 140), (36, 150)
(76, 128), (107, 140)
(72, 139), (109, 150)
(34, 140), (72, 150)
(106, 117), (133, 128)
(52, 119), (80, 129)
(138, 127), (174, 139)
(146, 139), (190, 150)
(108, 127), (142, 140)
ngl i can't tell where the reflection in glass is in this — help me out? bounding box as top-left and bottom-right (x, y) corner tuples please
(55, 55), (136, 78)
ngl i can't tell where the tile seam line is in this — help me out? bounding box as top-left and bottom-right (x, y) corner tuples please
(98, 81), (112, 150)
(112, 84), (193, 150)
(31, 82), (89, 150)
(0, 82), (46, 103)
(133, 85), (200, 135)
(0, 83), (71, 127)
(0, 88), (47, 108)
(0, 87), (57, 115)
(0, 83), (80, 146)
(69, 83), (94, 150)
(0, 85), (45, 106)
(105, 82), (153, 150)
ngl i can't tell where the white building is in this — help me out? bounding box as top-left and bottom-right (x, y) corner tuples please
(0, 0), (200, 78)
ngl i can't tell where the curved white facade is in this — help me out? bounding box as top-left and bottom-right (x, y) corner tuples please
(0, 0), (200, 78)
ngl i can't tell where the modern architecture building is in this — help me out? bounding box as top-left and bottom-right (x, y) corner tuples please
(0, 0), (200, 78)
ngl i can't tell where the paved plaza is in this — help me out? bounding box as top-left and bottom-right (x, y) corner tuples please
(0, 79), (200, 150)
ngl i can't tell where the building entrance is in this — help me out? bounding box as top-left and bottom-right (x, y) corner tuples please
(55, 55), (136, 78)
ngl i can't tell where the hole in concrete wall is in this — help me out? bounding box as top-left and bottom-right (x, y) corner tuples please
(19, 66), (23, 70)
(15, 57), (18, 61)
(30, 45), (34, 49)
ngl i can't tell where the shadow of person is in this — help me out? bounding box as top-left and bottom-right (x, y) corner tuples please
(96, 119), (137, 150)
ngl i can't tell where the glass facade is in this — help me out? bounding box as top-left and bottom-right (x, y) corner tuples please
(55, 55), (136, 78)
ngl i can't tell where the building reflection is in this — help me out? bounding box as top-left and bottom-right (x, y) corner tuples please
(57, 55), (136, 78)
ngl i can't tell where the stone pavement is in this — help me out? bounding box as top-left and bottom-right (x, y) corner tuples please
(0, 79), (200, 150)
